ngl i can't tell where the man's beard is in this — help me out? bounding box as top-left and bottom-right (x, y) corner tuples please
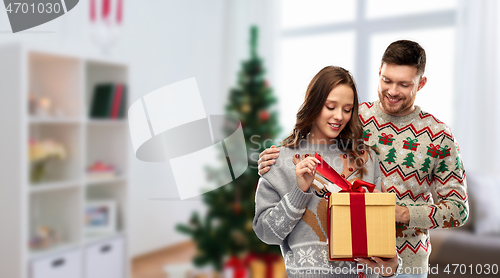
(378, 90), (414, 115)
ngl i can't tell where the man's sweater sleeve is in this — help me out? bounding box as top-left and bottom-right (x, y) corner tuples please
(253, 176), (313, 245)
(407, 133), (469, 229)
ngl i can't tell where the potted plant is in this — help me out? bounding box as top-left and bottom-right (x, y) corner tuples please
(28, 139), (66, 183)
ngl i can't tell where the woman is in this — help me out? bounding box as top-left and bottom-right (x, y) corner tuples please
(252, 66), (399, 277)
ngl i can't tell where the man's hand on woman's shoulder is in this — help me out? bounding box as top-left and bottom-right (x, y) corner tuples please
(258, 145), (280, 175)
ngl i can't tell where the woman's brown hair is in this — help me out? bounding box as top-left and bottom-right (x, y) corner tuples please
(281, 66), (369, 174)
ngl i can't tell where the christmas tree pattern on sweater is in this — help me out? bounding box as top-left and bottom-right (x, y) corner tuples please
(358, 101), (469, 275)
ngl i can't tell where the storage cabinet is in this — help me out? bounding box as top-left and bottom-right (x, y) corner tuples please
(85, 237), (125, 278)
(0, 43), (130, 278)
(31, 249), (82, 278)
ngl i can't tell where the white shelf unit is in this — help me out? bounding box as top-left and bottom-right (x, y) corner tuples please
(0, 43), (130, 278)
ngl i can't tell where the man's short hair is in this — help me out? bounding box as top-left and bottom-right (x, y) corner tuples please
(381, 40), (426, 77)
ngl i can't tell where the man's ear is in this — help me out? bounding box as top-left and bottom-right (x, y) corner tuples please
(378, 67), (382, 77)
(417, 76), (427, 91)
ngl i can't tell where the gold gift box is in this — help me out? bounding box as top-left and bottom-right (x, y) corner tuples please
(329, 193), (396, 259)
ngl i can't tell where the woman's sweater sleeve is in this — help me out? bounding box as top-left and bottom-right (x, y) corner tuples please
(371, 150), (383, 192)
(252, 176), (313, 245)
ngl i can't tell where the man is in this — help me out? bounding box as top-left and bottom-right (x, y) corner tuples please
(257, 40), (468, 277)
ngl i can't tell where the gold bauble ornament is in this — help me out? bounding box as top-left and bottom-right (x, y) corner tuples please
(245, 220), (253, 231)
(241, 103), (251, 114)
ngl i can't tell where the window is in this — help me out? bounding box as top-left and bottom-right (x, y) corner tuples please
(369, 28), (455, 125)
(365, 0), (457, 19)
(278, 0), (457, 137)
(281, 0), (356, 29)
(279, 32), (356, 136)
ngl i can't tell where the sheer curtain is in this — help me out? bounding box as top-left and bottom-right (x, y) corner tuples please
(221, 0), (279, 104)
(453, 0), (500, 172)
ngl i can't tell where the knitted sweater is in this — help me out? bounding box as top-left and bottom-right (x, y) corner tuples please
(253, 140), (384, 278)
(358, 101), (469, 274)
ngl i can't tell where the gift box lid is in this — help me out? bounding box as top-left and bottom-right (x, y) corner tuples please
(329, 192), (395, 207)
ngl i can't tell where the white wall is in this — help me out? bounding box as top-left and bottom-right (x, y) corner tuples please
(118, 0), (278, 257)
(0, 0), (277, 257)
(118, 0), (228, 257)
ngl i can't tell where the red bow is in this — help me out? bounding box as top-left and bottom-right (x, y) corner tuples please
(314, 153), (375, 193)
(381, 133), (394, 139)
(429, 143), (440, 150)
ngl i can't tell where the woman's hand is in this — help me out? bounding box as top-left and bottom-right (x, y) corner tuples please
(295, 156), (320, 192)
(355, 254), (399, 277)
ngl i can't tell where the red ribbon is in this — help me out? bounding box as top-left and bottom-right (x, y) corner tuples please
(350, 193), (368, 257)
(315, 153), (372, 259)
(314, 153), (375, 193)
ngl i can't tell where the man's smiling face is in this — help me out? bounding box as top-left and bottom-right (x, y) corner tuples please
(377, 63), (427, 117)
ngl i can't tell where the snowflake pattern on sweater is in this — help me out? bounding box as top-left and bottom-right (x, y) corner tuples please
(359, 101), (469, 274)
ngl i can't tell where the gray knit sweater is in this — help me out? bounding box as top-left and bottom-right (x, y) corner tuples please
(253, 140), (387, 278)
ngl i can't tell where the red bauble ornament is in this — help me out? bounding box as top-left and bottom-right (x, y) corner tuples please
(259, 111), (270, 122)
(232, 203), (242, 214)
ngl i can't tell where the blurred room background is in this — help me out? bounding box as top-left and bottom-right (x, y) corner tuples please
(0, 0), (499, 277)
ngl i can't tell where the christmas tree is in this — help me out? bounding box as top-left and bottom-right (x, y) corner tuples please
(384, 148), (397, 164)
(176, 25), (281, 271)
(437, 160), (449, 173)
(455, 157), (463, 171)
(420, 157), (431, 173)
(402, 152), (415, 168)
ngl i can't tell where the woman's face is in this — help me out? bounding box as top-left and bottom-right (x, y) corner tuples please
(309, 84), (354, 143)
